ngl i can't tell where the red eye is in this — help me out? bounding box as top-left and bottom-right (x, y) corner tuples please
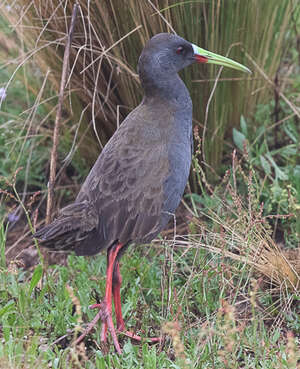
(176, 46), (184, 54)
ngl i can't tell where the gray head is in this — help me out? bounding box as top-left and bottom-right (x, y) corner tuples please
(138, 33), (195, 86)
(137, 33), (251, 97)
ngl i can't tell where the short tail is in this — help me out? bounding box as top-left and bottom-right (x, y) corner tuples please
(34, 200), (98, 252)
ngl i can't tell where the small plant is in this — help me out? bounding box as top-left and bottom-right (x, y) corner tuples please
(233, 110), (299, 247)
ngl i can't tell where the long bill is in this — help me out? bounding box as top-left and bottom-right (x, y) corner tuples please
(192, 44), (251, 74)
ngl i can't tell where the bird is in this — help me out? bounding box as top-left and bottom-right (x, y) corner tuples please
(34, 33), (250, 354)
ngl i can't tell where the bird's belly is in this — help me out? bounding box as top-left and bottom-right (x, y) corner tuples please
(158, 138), (192, 230)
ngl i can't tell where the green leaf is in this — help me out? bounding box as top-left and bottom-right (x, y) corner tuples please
(283, 123), (298, 143)
(0, 300), (15, 318)
(265, 154), (288, 181)
(233, 128), (246, 151)
(240, 115), (248, 136)
(260, 155), (271, 175)
(29, 264), (43, 295)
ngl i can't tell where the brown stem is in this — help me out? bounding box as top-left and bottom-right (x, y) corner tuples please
(46, 3), (78, 224)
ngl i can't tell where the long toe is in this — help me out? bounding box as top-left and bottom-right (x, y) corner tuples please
(75, 300), (122, 354)
(106, 313), (122, 354)
(74, 308), (103, 345)
(123, 330), (162, 343)
(100, 322), (108, 343)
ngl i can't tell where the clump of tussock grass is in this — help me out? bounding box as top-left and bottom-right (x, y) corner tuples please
(0, 0), (295, 176)
(192, 297), (300, 368)
(1, 224), (300, 368)
(177, 147), (300, 334)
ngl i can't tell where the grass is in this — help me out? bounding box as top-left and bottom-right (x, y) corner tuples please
(0, 23), (49, 197)
(0, 236), (299, 368)
(0, 166), (299, 368)
(232, 112), (300, 248)
(1, 160), (299, 367)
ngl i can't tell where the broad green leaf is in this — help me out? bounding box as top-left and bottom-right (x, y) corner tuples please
(233, 128), (246, 151)
(0, 300), (15, 318)
(29, 264), (43, 295)
(260, 155), (271, 175)
(240, 115), (248, 136)
(266, 154), (288, 180)
(270, 145), (297, 158)
(283, 123), (298, 143)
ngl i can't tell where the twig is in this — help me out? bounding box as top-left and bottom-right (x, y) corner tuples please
(46, 3), (78, 224)
(12, 185), (44, 266)
(80, 25), (142, 74)
(147, 0), (176, 34)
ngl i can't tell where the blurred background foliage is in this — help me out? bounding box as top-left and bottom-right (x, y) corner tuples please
(0, 0), (299, 243)
(0, 1), (297, 167)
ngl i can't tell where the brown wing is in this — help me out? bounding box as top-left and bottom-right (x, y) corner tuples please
(75, 105), (172, 255)
(34, 200), (99, 251)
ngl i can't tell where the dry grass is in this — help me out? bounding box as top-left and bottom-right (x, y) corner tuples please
(0, 0), (295, 177)
(175, 148), (300, 333)
(187, 222), (300, 291)
(1, 162), (299, 366)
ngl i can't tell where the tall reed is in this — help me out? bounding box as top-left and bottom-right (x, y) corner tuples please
(0, 0), (294, 182)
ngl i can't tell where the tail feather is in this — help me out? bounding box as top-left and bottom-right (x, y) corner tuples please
(34, 200), (98, 251)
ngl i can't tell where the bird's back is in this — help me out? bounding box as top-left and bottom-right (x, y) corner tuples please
(35, 95), (192, 256)
(75, 96), (192, 254)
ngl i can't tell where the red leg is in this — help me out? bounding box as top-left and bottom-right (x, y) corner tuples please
(74, 243), (123, 354)
(112, 261), (161, 344)
(112, 261), (125, 332)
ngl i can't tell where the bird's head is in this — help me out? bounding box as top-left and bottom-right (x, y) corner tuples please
(138, 33), (251, 82)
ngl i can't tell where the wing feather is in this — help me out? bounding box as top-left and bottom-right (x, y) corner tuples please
(75, 106), (172, 253)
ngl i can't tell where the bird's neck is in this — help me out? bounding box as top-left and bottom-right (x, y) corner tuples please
(141, 73), (191, 108)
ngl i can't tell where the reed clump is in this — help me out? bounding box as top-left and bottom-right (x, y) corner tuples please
(0, 0), (294, 175)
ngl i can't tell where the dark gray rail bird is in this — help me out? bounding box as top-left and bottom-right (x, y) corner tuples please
(34, 33), (250, 354)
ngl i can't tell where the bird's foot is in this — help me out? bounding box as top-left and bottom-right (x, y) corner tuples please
(90, 303), (161, 345)
(74, 301), (122, 354)
(73, 302), (160, 353)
